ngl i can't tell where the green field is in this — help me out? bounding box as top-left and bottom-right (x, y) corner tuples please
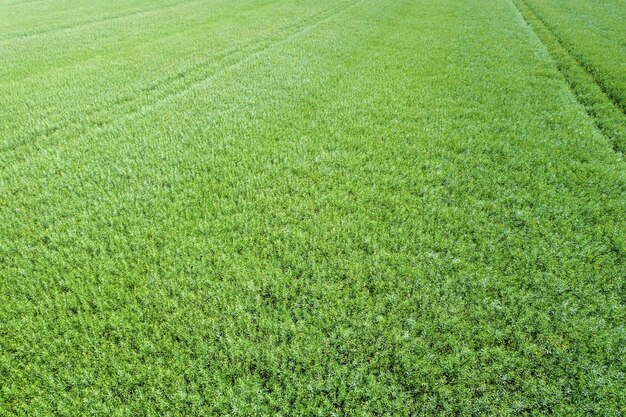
(516, 0), (626, 153)
(1, 0), (624, 415)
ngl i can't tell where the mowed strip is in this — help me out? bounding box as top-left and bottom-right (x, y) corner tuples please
(1, 0), (624, 415)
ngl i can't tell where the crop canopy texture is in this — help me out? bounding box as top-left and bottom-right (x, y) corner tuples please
(1, 0), (624, 415)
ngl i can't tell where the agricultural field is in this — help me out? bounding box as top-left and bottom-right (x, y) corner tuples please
(516, 0), (626, 152)
(0, 0), (624, 415)
(522, 0), (625, 110)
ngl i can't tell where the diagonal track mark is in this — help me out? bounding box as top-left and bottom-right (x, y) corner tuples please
(519, 0), (625, 115)
(1, 0), (362, 160)
(1, 1), (353, 153)
(0, 0), (198, 42)
(511, 0), (625, 154)
(0, 0), (277, 83)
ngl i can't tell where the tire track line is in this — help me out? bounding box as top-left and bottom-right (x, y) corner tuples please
(0, 0), (276, 83)
(2, 2), (352, 153)
(1, 0), (361, 161)
(512, 0), (625, 154)
(0, 1), (352, 151)
(0, 0), (195, 42)
(84, 0), (354, 124)
(519, 0), (625, 115)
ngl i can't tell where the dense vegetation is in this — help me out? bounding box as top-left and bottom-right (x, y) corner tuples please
(522, 0), (625, 110)
(1, 0), (624, 415)
(516, 0), (625, 152)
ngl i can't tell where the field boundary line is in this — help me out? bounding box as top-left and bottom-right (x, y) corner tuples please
(1, 0), (362, 161)
(511, 0), (625, 154)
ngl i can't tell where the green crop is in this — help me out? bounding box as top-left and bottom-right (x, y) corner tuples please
(1, 0), (624, 415)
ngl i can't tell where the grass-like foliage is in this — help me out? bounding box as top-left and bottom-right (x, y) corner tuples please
(1, 0), (624, 415)
(522, 0), (625, 112)
(515, 0), (625, 152)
